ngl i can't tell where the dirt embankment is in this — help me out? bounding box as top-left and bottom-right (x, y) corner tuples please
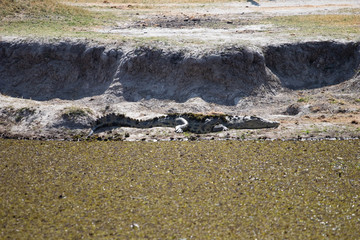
(0, 40), (359, 140)
(265, 42), (360, 90)
(0, 41), (119, 100)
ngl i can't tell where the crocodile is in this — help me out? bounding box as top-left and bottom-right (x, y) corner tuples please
(88, 113), (279, 136)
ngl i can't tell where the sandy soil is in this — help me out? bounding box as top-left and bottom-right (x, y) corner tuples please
(83, 0), (360, 46)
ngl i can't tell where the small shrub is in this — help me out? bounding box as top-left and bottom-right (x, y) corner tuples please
(240, 133), (246, 140)
(15, 107), (36, 122)
(62, 107), (92, 120)
(285, 103), (301, 115)
(303, 129), (310, 134)
(328, 97), (345, 105)
(297, 97), (309, 103)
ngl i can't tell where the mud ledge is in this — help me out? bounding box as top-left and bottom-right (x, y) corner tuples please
(0, 39), (359, 141)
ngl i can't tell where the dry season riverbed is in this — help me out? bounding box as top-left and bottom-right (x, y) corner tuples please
(1, 139), (359, 239)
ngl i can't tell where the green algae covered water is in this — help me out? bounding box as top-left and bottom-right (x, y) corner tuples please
(0, 139), (359, 239)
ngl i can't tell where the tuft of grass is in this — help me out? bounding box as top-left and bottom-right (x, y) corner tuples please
(297, 97), (310, 103)
(62, 106), (92, 120)
(14, 107), (36, 122)
(328, 97), (345, 105)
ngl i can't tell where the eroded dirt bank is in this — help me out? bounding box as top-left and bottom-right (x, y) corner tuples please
(0, 39), (359, 141)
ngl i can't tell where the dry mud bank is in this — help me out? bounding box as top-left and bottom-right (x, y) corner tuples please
(0, 39), (359, 140)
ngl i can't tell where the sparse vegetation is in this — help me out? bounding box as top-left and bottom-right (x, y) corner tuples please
(267, 14), (360, 38)
(1, 0), (358, 42)
(328, 97), (345, 105)
(1, 106), (36, 122)
(0, 139), (359, 239)
(62, 106), (92, 120)
(14, 107), (36, 122)
(0, 0), (116, 38)
(297, 97), (310, 103)
(0, 0), (80, 19)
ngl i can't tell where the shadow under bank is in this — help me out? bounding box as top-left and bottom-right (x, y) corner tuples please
(264, 41), (360, 90)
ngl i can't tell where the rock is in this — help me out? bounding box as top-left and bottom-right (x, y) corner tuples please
(284, 103), (301, 115)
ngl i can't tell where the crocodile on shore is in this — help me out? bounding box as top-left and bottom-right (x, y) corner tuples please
(88, 113), (279, 136)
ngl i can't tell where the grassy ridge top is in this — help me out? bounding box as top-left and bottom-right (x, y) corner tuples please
(0, 0), (86, 19)
(1, 139), (359, 239)
(0, 0), (115, 39)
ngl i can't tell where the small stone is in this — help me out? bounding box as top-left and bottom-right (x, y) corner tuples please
(130, 223), (139, 229)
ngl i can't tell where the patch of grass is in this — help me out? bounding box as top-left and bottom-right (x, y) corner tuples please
(267, 14), (360, 39)
(0, 139), (359, 239)
(303, 129), (310, 134)
(183, 131), (191, 137)
(297, 97), (310, 103)
(328, 97), (345, 105)
(0, 0), (116, 38)
(1, 106), (36, 122)
(62, 106), (92, 120)
(1, 0), (85, 20)
(14, 107), (36, 122)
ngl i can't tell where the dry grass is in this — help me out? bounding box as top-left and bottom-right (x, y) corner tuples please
(268, 14), (360, 37)
(280, 14), (360, 27)
(61, 107), (93, 120)
(0, 0), (116, 38)
(0, 0), (86, 19)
